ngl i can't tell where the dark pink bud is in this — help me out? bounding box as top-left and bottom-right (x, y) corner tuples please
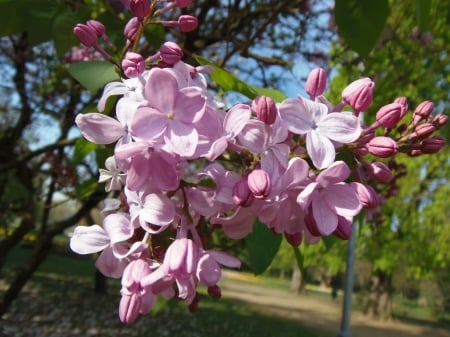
(129, 0), (150, 19)
(432, 114), (448, 128)
(413, 100), (434, 124)
(351, 182), (379, 209)
(413, 122), (435, 140)
(333, 217), (352, 240)
(368, 162), (393, 184)
(247, 169), (271, 199)
(304, 210), (321, 237)
(284, 232), (303, 247)
(306, 67), (327, 99)
(86, 20), (106, 37)
(342, 77), (374, 113)
(376, 102), (403, 129)
(121, 52), (145, 78)
(251, 96), (277, 125)
(367, 136), (398, 158)
(393, 96), (408, 119)
(207, 285), (222, 299)
(73, 24), (98, 47)
(357, 128), (375, 146)
(124, 17), (140, 41)
(420, 137), (445, 154)
(159, 41), (183, 65)
(232, 178), (255, 207)
(175, 0), (192, 7)
(178, 15), (198, 32)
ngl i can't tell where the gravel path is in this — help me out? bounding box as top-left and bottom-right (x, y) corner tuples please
(220, 273), (450, 337)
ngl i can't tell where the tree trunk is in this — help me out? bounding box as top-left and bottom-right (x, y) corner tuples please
(362, 270), (393, 320)
(290, 261), (305, 294)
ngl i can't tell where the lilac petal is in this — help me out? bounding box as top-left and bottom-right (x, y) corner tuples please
(296, 182), (318, 210)
(103, 213), (133, 244)
(140, 292), (157, 314)
(238, 119), (269, 153)
(168, 239), (188, 272)
(174, 87), (206, 123)
(151, 152), (179, 191)
(312, 198), (338, 236)
(116, 96), (140, 125)
(211, 207), (255, 240)
(141, 193), (175, 227)
(119, 293), (141, 324)
(205, 136), (228, 160)
(75, 113), (125, 144)
(165, 120), (198, 157)
(97, 81), (129, 112)
(209, 250), (241, 268)
(130, 107), (167, 140)
(278, 98), (314, 134)
(185, 239), (197, 274)
(114, 141), (149, 161)
(70, 225), (109, 254)
(282, 157), (310, 190)
(306, 129), (336, 169)
(197, 253), (221, 286)
(317, 112), (361, 143)
(324, 184), (362, 217)
(317, 161), (350, 187)
(96, 246), (127, 278)
(145, 68), (177, 112)
(223, 104), (251, 138)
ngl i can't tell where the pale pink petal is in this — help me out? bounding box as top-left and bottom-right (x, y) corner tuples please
(209, 250), (241, 268)
(317, 112), (361, 143)
(324, 184), (362, 217)
(174, 87), (206, 123)
(296, 182), (318, 210)
(211, 207), (255, 240)
(119, 293), (140, 323)
(130, 107), (167, 140)
(223, 104), (251, 138)
(316, 161), (350, 187)
(165, 120), (198, 157)
(282, 157), (310, 190)
(70, 225), (109, 254)
(306, 129), (336, 169)
(75, 113), (125, 144)
(312, 198), (338, 236)
(96, 246), (127, 278)
(97, 81), (129, 112)
(141, 193), (175, 227)
(151, 152), (180, 191)
(103, 213), (133, 244)
(278, 98), (314, 134)
(145, 68), (177, 112)
(196, 253), (221, 286)
(237, 120), (269, 153)
(204, 136), (228, 161)
(140, 292), (157, 314)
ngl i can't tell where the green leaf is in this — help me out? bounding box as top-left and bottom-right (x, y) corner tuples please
(414, 0), (431, 30)
(334, 0), (390, 57)
(75, 178), (99, 200)
(68, 61), (120, 93)
(51, 7), (79, 55)
(195, 55), (258, 99)
(72, 138), (98, 165)
(322, 235), (337, 251)
(250, 86), (288, 103)
(245, 220), (282, 275)
(196, 178), (217, 188)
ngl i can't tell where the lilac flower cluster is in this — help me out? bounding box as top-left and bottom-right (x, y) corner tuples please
(69, 0), (448, 324)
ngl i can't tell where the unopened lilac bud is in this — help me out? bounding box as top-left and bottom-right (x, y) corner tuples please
(333, 218), (352, 240)
(342, 77), (374, 113)
(367, 136), (398, 158)
(306, 67), (327, 99)
(175, 0), (192, 7)
(376, 102), (403, 129)
(122, 52), (145, 78)
(251, 96), (277, 125)
(304, 210), (321, 237)
(432, 114), (448, 129)
(368, 162), (393, 184)
(207, 285), (222, 299)
(124, 17), (140, 41)
(129, 0), (150, 19)
(159, 42), (183, 65)
(420, 137), (445, 154)
(393, 96), (408, 119)
(87, 20), (106, 37)
(412, 122), (435, 140)
(413, 100), (434, 124)
(247, 169), (271, 199)
(73, 24), (98, 47)
(178, 15), (198, 32)
(232, 178), (254, 207)
(284, 232), (302, 247)
(351, 182), (379, 209)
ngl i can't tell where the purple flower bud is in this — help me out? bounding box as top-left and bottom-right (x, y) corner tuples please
(413, 122), (435, 140)
(122, 52), (145, 78)
(232, 178), (255, 207)
(393, 96), (408, 119)
(284, 232), (303, 247)
(351, 182), (379, 209)
(251, 96), (277, 125)
(342, 77), (374, 113)
(124, 17), (140, 41)
(420, 137), (445, 154)
(432, 114), (448, 129)
(305, 67), (327, 99)
(376, 102), (403, 129)
(367, 136), (398, 158)
(129, 0), (150, 19)
(413, 100), (434, 124)
(86, 20), (106, 37)
(247, 169), (271, 199)
(368, 162), (393, 184)
(333, 218), (352, 240)
(304, 210), (321, 237)
(159, 41), (183, 65)
(207, 285), (222, 299)
(73, 24), (98, 47)
(178, 15), (198, 32)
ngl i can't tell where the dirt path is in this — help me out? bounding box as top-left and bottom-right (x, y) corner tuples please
(220, 273), (450, 337)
